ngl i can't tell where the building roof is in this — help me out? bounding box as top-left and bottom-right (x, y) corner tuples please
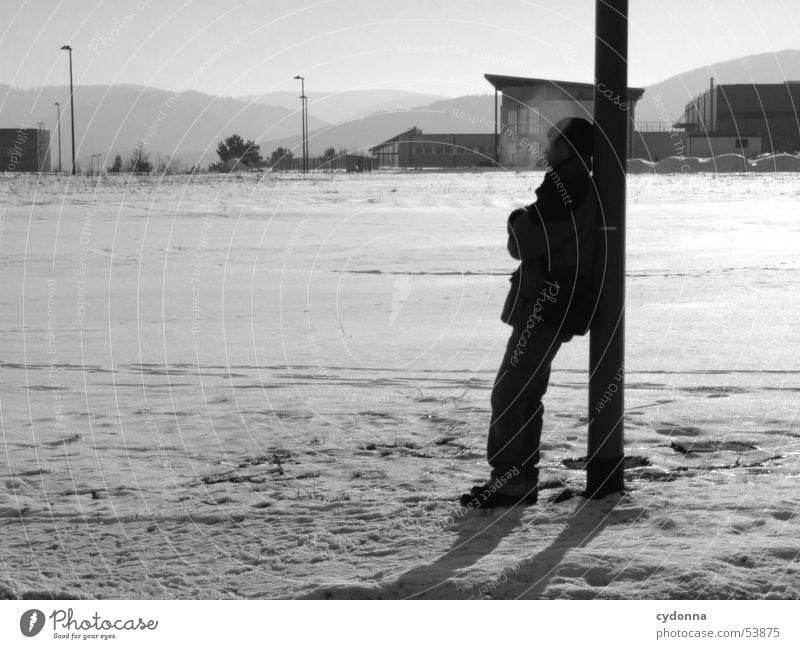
(484, 73), (645, 100)
(369, 128), (493, 152)
(707, 81), (800, 88)
(368, 127), (421, 152)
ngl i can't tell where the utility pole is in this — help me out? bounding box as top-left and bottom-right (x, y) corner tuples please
(54, 102), (62, 173)
(293, 75), (307, 173)
(304, 85), (309, 172)
(587, 0), (628, 498)
(60, 45), (76, 175)
(493, 86), (499, 165)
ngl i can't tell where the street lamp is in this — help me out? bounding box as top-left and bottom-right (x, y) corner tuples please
(54, 102), (62, 173)
(293, 75), (307, 173)
(60, 45), (76, 175)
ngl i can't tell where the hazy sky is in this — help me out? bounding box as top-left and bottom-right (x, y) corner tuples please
(2, 0), (798, 97)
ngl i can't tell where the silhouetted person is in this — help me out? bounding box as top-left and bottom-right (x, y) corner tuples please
(460, 117), (597, 509)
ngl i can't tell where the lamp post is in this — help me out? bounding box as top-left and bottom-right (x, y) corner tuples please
(587, 0), (628, 498)
(54, 102), (62, 173)
(293, 75), (307, 173)
(60, 45), (76, 175)
(304, 82), (308, 172)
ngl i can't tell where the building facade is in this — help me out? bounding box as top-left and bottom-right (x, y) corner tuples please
(0, 127), (51, 172)
(369, 128), (495, 168)
(484, 74), (645, 168)
(675, 82), (800, 154)
(631, 129), (762, 160)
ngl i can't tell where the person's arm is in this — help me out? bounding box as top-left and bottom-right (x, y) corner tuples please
(508, 168), (589, 260)
(507, 209), (576, 261)
(506, 208), (526, 259)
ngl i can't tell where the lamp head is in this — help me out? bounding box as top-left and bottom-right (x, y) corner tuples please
(293, 75), (303, 80)
(60, 45), (72, 51)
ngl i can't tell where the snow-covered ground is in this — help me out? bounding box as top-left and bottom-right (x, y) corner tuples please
(1, 169), (798, 599)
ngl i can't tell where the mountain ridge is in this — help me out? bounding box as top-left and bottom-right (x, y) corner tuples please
(3, 49), (799, 168)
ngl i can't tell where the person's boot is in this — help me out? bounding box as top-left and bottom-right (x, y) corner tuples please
(459, 470), (538, 509)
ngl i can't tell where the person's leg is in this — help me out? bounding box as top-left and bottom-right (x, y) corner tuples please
(486, 323), (570, 487)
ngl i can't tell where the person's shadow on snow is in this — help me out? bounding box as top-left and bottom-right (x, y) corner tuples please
(300, 491), (644, 599)
(299, 503), (528, 600)
(493, 493), (647, 599)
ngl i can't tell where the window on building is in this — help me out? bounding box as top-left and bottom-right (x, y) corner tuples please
(435, 146), (444, 154)
(529, 107), (540, 134)
(734, 138), (749, 148)
(516, 106), (528, 132)
(415, 146), (424, 154)
(508, 110), (518, 130)
(424, 146), (432, 154)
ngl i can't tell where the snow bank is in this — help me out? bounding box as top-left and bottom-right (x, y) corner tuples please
(628, 153), (800, 174)
(751, 153), (800, 172)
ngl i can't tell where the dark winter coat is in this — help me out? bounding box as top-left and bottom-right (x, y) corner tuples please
(500, 156), (598, 329)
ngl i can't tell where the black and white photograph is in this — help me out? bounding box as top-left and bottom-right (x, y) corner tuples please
(1, 0), (799, 642)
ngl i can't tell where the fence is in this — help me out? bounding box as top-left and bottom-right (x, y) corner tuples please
(635, 121), (681, 133)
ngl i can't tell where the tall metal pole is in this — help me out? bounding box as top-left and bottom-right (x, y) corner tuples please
(493, 87), (499, 164)
(293, 75), (306, 173)
(304, 87), (309, 172)
(588, 0), (628, 498)
(61, 45), (76, 175)
(54, 102), (62, 173)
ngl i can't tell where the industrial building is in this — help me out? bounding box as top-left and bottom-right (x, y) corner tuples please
(0, 127), (51, 172)
(369, 128), (495, 168)
(631, 127), (762, 161)
(672, 81), (800, 155)
(484, 74), (645, 168)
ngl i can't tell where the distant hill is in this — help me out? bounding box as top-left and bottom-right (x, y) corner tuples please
(257, 93), (496, 156)
(0, 84), (329, 169)
(635, 49), (800, 124)
(237, 89), (448, 125)
(10, 49), (796, 172)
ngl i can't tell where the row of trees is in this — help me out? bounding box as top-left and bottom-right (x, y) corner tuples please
(208, 134), (343, 171)
(106, 135), (347, 174)
(105, 144), (196, 174)
(107, 144), (154, 174)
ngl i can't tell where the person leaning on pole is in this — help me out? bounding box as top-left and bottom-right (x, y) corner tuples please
(460, 117), (599, 509)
